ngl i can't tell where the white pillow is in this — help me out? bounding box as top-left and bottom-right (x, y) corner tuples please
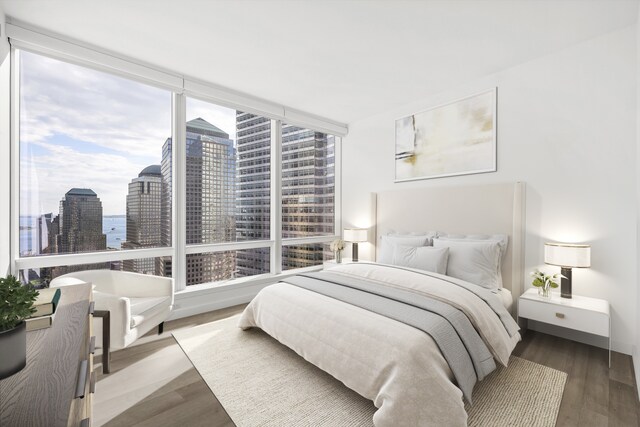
(392, 245), (449, 274)
(379, 234), (432, 264)
(436, 234), (508, 260)
(432, 239), (502, 289)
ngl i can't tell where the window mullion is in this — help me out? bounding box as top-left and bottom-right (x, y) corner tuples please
(9, 48), (20, 276)
(270, 119), (282, 274)
(335, 136), (343, 242)
(173, 93), (187, 292)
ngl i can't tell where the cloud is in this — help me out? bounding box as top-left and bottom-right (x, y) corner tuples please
(18, 51), (244, 216)
(21, 140), (154, 215)
(20, 51), (171, 158)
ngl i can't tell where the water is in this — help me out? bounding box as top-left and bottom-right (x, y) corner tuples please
(103, 216), (126, 249)
(19, 215), (126, 255)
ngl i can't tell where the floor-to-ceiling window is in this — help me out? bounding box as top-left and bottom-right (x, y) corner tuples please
(281, 124), (335, 270)
(17, 50), (172, 285)
(13, 49), (340, 291)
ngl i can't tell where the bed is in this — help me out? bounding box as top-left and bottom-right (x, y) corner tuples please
(239, 182), (525, 426)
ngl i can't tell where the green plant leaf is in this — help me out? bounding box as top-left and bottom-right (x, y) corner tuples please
(0, 275), (39, 331)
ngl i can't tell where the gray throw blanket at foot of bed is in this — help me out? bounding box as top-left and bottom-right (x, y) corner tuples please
(285, 272), (496, 403)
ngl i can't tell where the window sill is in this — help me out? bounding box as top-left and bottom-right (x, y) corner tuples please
(170, 265), (323, 319)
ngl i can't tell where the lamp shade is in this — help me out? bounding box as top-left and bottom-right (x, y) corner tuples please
(544, 242), (591, 268)
(343, 228), (367, 242)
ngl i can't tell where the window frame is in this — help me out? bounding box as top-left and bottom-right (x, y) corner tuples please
(10, 46), (342, 294)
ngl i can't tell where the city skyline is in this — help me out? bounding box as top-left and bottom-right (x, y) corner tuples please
(20, 51), (236, 216)
(20, 113), (336, 284)
(18, 50), (336, 285)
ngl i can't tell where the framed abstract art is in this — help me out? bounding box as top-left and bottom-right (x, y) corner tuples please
(395, 88), (497, 182)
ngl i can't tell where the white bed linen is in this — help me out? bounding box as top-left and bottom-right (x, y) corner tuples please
(238, 263), (520, 427)
(496, 287), (513, 312)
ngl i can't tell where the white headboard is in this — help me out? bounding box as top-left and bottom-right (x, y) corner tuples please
(375, 182), (525, 299)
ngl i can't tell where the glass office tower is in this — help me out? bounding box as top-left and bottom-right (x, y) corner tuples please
(123, 165), (163, 274)
(161, 118), (237, 285)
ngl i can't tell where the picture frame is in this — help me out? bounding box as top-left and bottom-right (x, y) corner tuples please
(395, 88), (497, 182)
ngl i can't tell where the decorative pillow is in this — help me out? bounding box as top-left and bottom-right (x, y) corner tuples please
(392, 245), (449, 274)
(432, 239), (502, 289)
(379, 234), (433, 264)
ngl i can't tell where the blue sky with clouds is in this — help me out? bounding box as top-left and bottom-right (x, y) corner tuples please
(20, 51), (237, 215)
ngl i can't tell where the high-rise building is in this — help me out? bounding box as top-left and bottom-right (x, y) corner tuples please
(52, 188), (108, 277)
(47, 214), (59, 254)
(235, 112), (271, 277)
(161, 118), (237, 285)
(158, 139), (173, 278)
(123, 165), (163, 275)
(235, 113), (335, 273)
(57, 188), (107, 253)
(281, 129), (335, 269)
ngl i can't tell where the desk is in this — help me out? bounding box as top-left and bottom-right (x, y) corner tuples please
(0, 284), (94, 426)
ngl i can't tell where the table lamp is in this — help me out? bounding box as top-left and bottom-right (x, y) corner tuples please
(343, 228), (367, 262)
(544, 242), (591, 299)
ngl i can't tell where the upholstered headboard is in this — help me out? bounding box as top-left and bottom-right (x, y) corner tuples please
(375, 182), (525, 299)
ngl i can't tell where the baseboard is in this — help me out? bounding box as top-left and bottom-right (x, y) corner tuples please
(527, 320), (632, 355)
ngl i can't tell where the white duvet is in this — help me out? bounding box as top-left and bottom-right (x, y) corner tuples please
(238, 263), (520, 426)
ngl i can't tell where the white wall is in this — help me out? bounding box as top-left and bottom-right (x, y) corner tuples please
(0, 4), (10, 276)
(342, 26), (637, 354)
(635, 4), (640, 398)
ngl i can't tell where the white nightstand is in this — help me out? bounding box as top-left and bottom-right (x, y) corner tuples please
(323, 258), (354, 268)
(518, 288), (611, 366)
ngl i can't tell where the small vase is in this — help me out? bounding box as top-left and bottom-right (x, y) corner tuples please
(538, 286), (551, 298)
(335, 251), (342, 264)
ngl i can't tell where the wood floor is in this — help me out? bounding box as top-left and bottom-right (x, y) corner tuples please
(95, 306), (640, 427)
(513, 330), (640, 427)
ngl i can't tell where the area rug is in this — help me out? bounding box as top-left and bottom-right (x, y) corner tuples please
(173, 315), (567, 427)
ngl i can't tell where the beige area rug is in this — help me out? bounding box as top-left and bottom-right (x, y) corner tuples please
(173, 316), (567, 427)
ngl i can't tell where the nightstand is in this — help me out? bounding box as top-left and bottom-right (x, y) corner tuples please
(518, 288), (610, 366)
(323, 258), (353, 268)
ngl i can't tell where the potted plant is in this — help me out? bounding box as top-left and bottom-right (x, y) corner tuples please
(0, 275), (38, 379)
(530, 269), (563, 298)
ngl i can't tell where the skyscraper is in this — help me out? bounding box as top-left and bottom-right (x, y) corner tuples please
(281, 128), (335, 269)
(123, 165), (163, 275)
(235, 112), (271, 276)
(52, 188), (108, 277)
(57, 188), (107, 253)
(235, 112), (335, 273)
(161, 118), (237, 285)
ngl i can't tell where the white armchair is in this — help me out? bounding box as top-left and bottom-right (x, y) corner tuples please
(50, 270), (173, 350)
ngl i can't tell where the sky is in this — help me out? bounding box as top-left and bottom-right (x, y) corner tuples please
(20, 51), (237, 216)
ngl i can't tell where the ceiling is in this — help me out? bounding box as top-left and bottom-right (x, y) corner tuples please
(1, 0), (637, 125)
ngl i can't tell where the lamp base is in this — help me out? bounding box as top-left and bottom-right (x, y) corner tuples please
(560, 267), (572, 299)
(352, 243), (359, 262)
